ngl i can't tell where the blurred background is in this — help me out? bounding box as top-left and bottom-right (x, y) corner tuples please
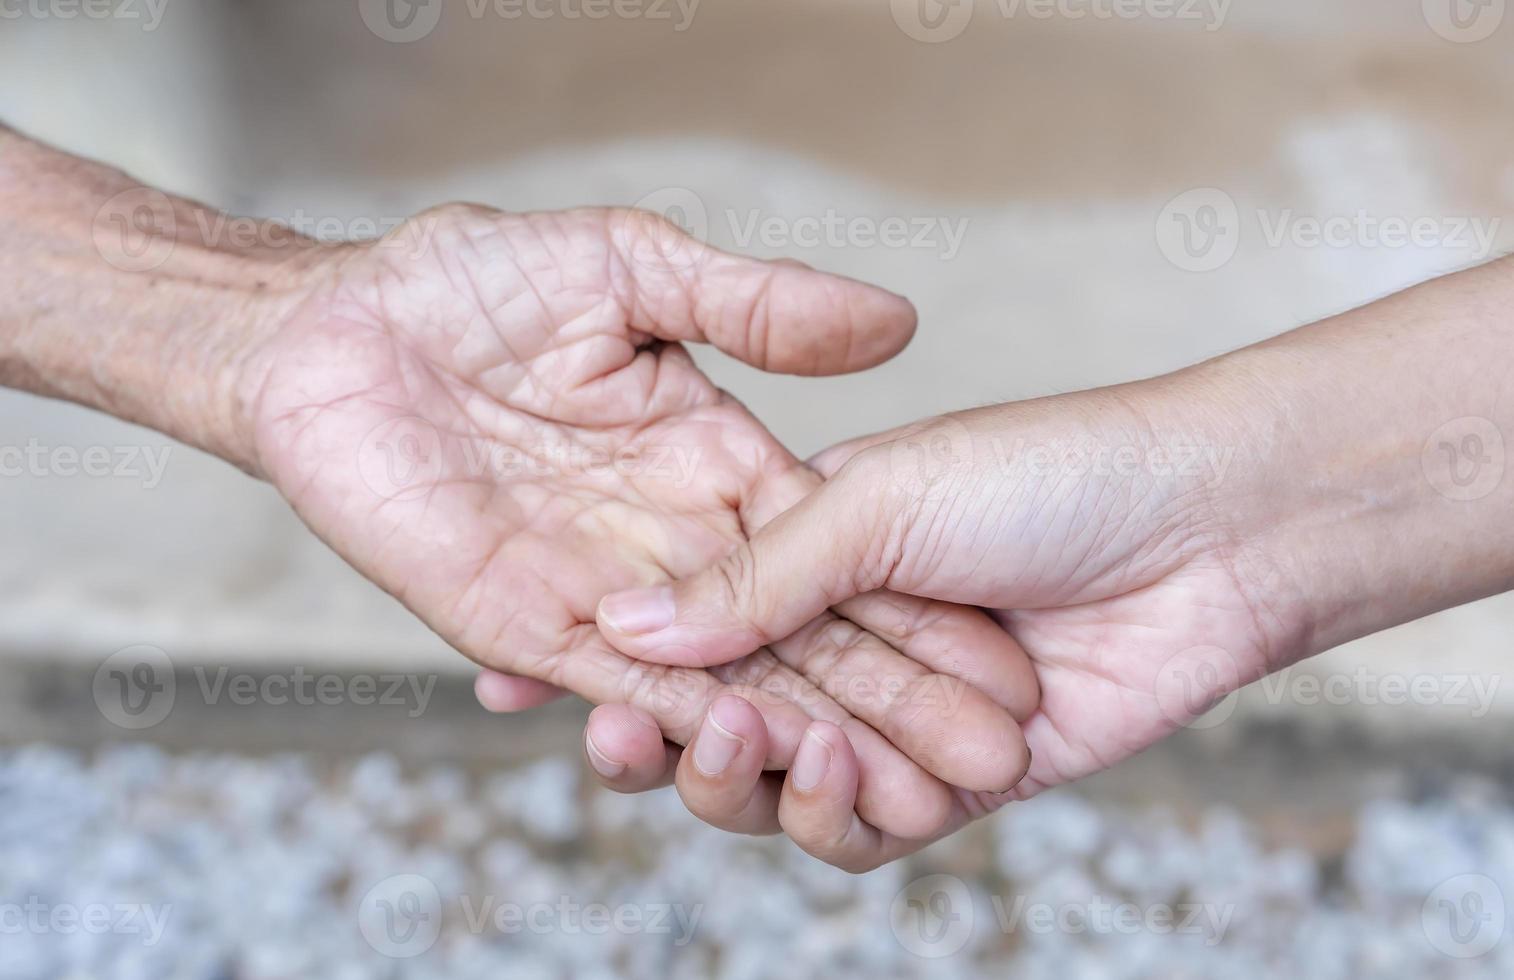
(4, 0), (1514, 976)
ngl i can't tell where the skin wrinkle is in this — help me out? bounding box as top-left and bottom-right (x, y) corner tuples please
(3, 124), (1029, 850)
(742, 266), (778, 374)
(304, 226), (981, 796)
(482, 226), (564, 400)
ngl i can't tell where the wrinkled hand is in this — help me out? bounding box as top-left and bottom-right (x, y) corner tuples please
(241, 204), (1037, 839)
(581, 384), (1292, 869)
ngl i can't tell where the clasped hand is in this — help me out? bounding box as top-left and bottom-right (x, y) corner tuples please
(248, 204), (1279, 872)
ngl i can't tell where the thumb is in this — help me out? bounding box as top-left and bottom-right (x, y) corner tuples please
(608, 206), (918, 376)
(596, 454), (901, 667)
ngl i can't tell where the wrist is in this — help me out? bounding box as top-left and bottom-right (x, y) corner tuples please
(1184, 259), (1514, 661)
(0, 128), (331, 474)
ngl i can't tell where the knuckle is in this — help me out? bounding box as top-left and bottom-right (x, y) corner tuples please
(797, 618), (872, 678)
(838, 443), (947, 589)
(835, 853), (882, 876)
(676, 780), (757, 833)
(612, 208), (696, 265)
(709, 548), (772, 644)
(794, 828), (873, 874)
(413, 201), (499, 229)
(615, 661), (704, 738)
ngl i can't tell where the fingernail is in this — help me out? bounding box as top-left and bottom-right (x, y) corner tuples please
(792, 728), (833, 792)
(599, 586), (675, 636)
(692, 711), (744, 776)
(584, 732), (626, 779)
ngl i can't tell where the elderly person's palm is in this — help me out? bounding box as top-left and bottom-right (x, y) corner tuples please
(244, 205), (1036, 836)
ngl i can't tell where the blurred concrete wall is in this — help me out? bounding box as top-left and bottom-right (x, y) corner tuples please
(2, 0), (1513, 730)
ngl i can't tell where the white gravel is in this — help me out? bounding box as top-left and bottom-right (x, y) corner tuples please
(3, 743), (1512, 978)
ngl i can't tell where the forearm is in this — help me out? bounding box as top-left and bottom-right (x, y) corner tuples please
(0, 124), (313, 472)
(1193, 256), (1514, 658)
